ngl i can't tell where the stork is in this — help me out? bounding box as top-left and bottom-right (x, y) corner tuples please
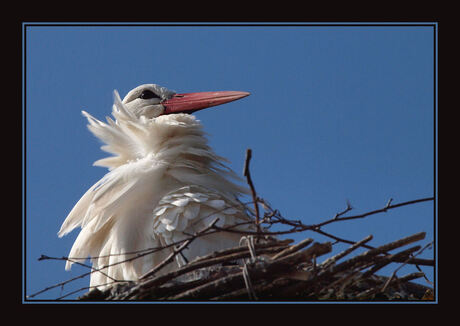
(58, 84), (255, 290)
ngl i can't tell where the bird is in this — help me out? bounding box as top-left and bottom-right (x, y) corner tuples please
(58, 83), (256, 290)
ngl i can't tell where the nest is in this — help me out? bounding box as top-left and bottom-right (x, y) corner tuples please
(30, 150), (434, 301)
(78, 231), (433, 301)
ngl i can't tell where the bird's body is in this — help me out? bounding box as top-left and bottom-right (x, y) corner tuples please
(58, 84), (254, 289)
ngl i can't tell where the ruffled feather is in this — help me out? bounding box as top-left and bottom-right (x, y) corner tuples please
(59, 88), (253, 289)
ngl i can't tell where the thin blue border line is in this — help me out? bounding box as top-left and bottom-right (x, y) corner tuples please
(434, 22), (438, 303)
(22, 22), (437, 303)
(22, 22), (437, 26)
(24, 299), (437, 304)
(22, 22), (27, 303)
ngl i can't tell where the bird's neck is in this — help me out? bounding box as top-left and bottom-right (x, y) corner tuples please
(152, 114), (247, 197)
(89, 112), (248, 197)
(143, 114), (216, 168)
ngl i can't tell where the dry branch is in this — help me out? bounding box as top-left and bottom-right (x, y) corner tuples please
(75, 231), (432, 301)
(30, 149), (434, 301)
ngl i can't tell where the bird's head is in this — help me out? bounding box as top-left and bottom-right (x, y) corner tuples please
(122, 84), (250, 119)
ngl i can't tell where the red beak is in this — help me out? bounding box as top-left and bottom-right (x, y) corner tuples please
(162, 91), (250, 115)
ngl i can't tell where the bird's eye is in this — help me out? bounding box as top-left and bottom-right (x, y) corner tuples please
(140, 90), (160, 100)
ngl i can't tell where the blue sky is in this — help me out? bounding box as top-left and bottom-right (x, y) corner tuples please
(24, 23), (436, 301)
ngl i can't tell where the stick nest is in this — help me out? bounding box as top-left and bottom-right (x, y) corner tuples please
(31, 149), (434, 301)
(78, 231), (433, 301)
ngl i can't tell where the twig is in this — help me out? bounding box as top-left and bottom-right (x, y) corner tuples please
(168, 242), (332, 300)
(140, 218), (221, 280)
(28, 269), (95, 299)
(37, 255), (118, 283)
(243, 149), (261, 237)
(321, 235), (373, 270)
(321, 232), (426, 279)
(271, 238), (314, 260)
(356, 272), (426, 299)
(118, 241), (291, 300)
(242, 263), (258, 300)
(33, 176), (433, 300)
(312, 228), (433, 267)
(380, 241), (433, 292)
(359, 245), (422, 280)
(192, 238), (293, 264)
(334, 200), (353, 220)
(313, 197), (434, 229)
(28, 254), (123, 299)
(384, 198), (393, 211)
(213, 197), (434, 238)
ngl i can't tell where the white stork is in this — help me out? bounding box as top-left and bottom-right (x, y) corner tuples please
(58, 84), (255, 289)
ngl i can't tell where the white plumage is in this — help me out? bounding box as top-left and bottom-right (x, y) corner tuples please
(58, 84), (253, 289)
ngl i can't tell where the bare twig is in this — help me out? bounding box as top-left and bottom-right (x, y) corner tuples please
(31, 149), (434, 300)
(384, 198), (393, 211)
(381, 241), (433, 292)
(334, 200), (353, 220)
(359, 245), (422, 280)
(320, 235), (374, 270)
(243, 148), (261, 237)
(117, 241), (292, 300)
(271, 238), (314, 260)
(37, 255), (118, 283)
(140, 217), (221, 280)
(167, 242), (332, 300)
(312, 197), (434, 229)
(320, 232), (426, 280)
(209, 197), (434, 241)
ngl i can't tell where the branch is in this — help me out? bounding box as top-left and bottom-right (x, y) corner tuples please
(167, 242), (332, 300)
(321, 232), (426, 279)
(212, 197), (434, 238)
(139, 217), (221, 280)
(314, 197), (434, 229)
(320, 235), (374, 270)
(31, 149), (434, 300)
(243, 148), (261, 237)
(380, 241), (434, 292)
(119, 240), (293, 300)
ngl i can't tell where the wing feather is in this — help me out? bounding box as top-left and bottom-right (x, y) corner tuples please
(59, 155), (167, 273)
(152, 185), (255, 267)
